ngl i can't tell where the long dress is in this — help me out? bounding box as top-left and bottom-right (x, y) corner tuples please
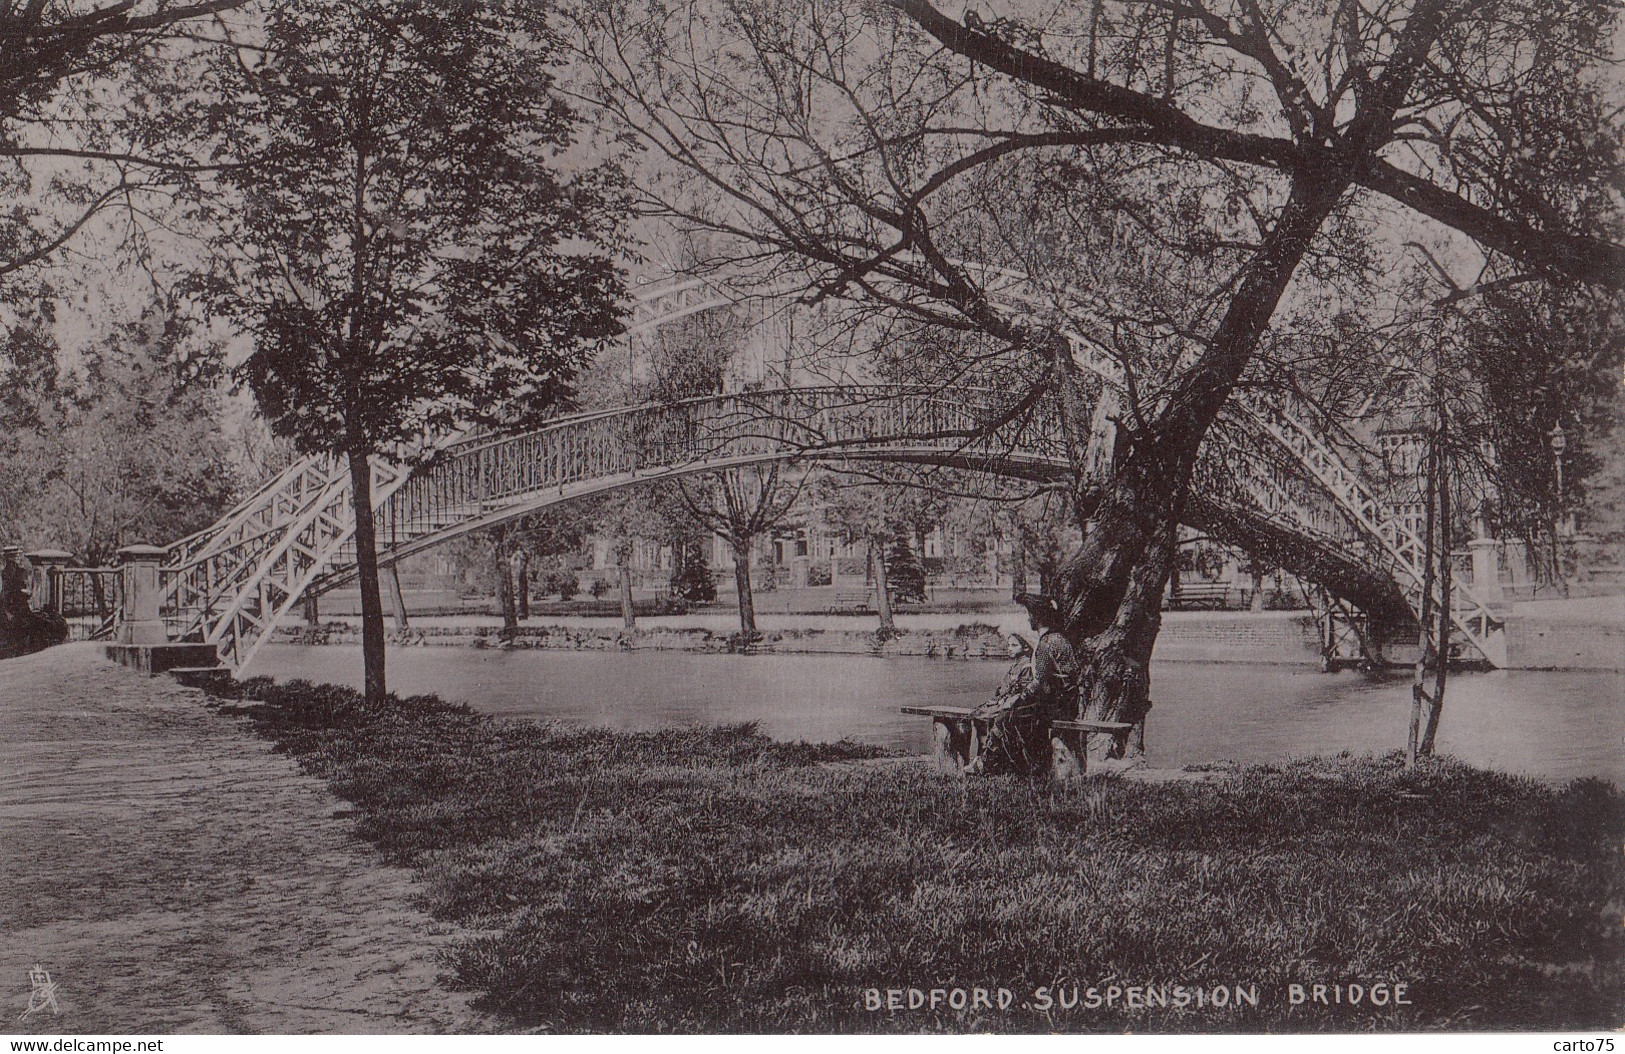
(970, 631), (1081, 776)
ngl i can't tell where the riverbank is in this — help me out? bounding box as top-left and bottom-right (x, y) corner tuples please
(276, 597), (1625, 669)
(194, 670), (1622, 1033)
(0, 644), (494, 1034)
(276, 610), (1331, 665)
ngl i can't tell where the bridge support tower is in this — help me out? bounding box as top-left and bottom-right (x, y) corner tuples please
(107, 543), (217, 675)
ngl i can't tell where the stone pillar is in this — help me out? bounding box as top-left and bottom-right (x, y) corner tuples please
(790, 555), (809, 590)
(1468, 537), (1503, 600)
(26, 550), (73, 614)
(117, 544), (169, 646)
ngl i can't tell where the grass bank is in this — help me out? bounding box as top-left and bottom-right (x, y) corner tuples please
(203, 677), (1622, 1033)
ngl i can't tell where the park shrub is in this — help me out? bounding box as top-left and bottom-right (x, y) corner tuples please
(537, 568), (579, 601)
(884, 537), (926, 605)
(670, 556), (717, 604)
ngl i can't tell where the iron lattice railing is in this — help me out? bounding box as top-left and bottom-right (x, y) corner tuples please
(154, 383), (1423, 674)
(53, 567), (123, 641)
(629, 268), (1505, 664)
(146, 270), (1507, 673)
(160, 386), (1078, 670)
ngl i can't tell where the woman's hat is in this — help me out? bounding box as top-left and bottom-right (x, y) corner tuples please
(1013, 592), (1061, 620)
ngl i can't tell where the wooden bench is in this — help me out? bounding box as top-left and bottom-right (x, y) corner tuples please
(1166, 581), (1230, 610)
(1050, 718), (1137, 779)
(901, 705), (991, 774)
(835, 589), (873, 612)
(902, 705), (1140, 780)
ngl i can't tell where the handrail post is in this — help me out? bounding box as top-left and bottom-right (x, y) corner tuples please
(116, 544), (169, 645)
(25, 549), (73, 615)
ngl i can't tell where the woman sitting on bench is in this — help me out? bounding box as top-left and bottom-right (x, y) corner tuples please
(986, 633), (1035, 702)
(966, 594), (1080, 776)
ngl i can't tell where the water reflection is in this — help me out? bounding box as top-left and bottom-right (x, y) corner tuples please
(253, 645), (1623, 784)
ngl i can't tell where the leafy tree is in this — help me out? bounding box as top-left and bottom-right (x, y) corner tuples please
(668, 538), (716, 604)
(814, 473), (908, 633)
(0, 298), (238, 562)
(987, 491), (1081, 600)
(578, 0), (1625, 746)
(195, 0), (624, 701)
(625, 298), (809, 634)
(515, 509), (589, 616)
(1460, 283), (1622, 555)
(486, 508), (588, 632)
(0, 1), (250, 283)
(0, 2), (254, 559)
(0, 296), (63, 536)
(884, 534), (925, 605)
(538, 567), (580, 602)
(680, 465), (803, 635)
(576, 487), (670, 628)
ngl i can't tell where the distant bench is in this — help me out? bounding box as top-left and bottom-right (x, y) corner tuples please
(1166, 582), (1230, 610)
(901, 704), (1138, 779)
(834, 590), (873, 612)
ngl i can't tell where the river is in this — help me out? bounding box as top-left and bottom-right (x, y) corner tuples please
(253, 645), (1624, 784)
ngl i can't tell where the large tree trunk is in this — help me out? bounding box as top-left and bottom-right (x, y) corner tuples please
(1072, 516), (1181, 760)
(869, 535), (895, 634)
(731, 536), (757, 636)
(346, 446), (387, 705)
(1053, 175), (1348, 758)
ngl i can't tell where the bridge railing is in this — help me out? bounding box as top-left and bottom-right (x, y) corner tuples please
(159, 567), (215, 643)
(150, 378), (1471, 671)
(52, 567), (123, 641)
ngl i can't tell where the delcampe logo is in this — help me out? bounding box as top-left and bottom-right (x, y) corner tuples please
(18, 965), (59, 1021)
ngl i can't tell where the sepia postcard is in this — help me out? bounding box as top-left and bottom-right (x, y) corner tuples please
(1, 0), (1621, 1042)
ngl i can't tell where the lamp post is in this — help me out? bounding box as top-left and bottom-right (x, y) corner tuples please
(1548, 423), (1569, 590)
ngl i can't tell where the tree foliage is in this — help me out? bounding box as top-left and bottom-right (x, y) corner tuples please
(0, 0), (249, 283)
(0, 297), (239, 562)
(197, 0), (625, 454)
(192, 0), (626, 700)
(576, 0), (1625, 734)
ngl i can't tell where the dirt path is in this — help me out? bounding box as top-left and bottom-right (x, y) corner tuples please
(0, 644), (497, 1034)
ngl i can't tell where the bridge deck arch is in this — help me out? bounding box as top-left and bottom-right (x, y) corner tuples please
(154, 384), (1449, 674)
(336, 446), (1072, 591)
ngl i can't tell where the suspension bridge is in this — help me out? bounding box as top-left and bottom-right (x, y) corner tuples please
(47, 271), (1509, 674)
